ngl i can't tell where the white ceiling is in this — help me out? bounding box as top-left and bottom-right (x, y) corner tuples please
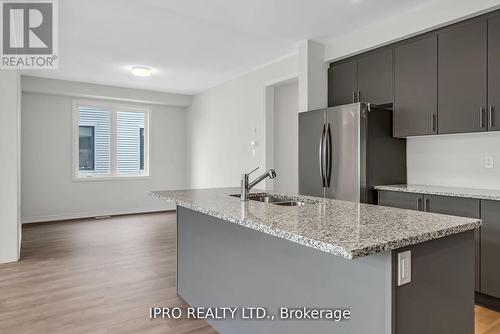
(25, 0), (436, 95)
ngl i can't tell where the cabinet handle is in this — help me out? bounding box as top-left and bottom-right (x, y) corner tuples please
(319, 124), (326, 187)
(357, 90), (361, 103)
(480, 107), (485, 129)
(431, 113), (437, 133)
(489, 106), (494, 128)
(326, 123), (332, 186)
(352, 91), (356, 103)
(417, 197), (422, 211)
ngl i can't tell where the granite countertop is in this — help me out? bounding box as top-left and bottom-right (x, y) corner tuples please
(374, 184), (500, 201)
(150, 188), (481, 260)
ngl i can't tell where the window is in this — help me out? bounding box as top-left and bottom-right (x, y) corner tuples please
(77, 107), (111, 175)
(79, 126), (95, 171)
(73, 101), (149, 179)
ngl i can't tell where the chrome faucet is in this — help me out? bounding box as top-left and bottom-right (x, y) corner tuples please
(240, 167), (277, 201)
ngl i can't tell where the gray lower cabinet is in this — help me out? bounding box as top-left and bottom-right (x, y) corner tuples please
(378, 191), (422, 210)
(488, 14), (500, 132)
(394, 35), (437, 137)
(438, 19), (488, 134)
(328, 60), (356, 107)
(424, 195), (480, 218)
(357, 49), (393, 105)
(378, 191), (481, 291)
(423, 195), (481, 291)
(480, 200), (500, 298)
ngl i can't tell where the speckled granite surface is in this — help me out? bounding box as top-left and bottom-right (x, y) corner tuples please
(375, 184), (500, 201)
(150, 188), (481, 260)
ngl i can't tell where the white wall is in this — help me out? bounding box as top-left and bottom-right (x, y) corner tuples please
(0, 71), (21, 263)
(407, 133), (500, 190)
(21, 79), (188, 223)
(22, 76), (191, 107)
(271, 80), (299, 194)
(185, 2), (500, 191)
(298, 40), (327, 112)
(186, 55), (298, 189)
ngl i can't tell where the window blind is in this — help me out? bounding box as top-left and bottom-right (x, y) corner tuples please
(116, 111), (145, 174)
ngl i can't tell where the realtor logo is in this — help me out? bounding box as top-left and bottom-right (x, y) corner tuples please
(1, 0), (58, 68)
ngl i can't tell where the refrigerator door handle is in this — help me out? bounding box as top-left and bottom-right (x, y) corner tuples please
(326, 123), (332, 187)
(319, 124), (326, 187)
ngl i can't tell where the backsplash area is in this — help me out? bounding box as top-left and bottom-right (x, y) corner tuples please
(407, 132), (500, 190)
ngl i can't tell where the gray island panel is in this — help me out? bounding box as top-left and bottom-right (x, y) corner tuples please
(177, 206), (475, 334)
(394, 230), (475, 334)
(177, 206), (393, 334)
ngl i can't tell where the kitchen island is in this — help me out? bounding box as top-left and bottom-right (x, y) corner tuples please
(151, 188), (481, 334)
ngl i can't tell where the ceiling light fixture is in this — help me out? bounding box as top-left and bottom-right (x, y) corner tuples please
(131, 66), (152, 77)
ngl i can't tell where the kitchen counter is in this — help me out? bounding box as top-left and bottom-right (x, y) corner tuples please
(374, 184), (500, 201)
(151, 187), (478, 334)
(150, 187), (480, 259)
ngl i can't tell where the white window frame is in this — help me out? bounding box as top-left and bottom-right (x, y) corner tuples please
(72, 99), (150, 181)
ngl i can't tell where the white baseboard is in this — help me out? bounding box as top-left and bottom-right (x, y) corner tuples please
(0, 253), (20, 264)
(21, 205), (175, 224)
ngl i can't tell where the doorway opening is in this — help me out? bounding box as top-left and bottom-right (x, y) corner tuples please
(265, 78), (299, 193)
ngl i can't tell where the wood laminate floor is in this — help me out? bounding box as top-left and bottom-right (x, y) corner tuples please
(477, 306), (500, 334)
(0, 212), (217, 334)
(0, 212), (499, 334)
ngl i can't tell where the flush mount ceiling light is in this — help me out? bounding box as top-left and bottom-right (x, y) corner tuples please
(131, 66), (152, 77)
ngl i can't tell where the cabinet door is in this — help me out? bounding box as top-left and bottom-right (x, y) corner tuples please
(438, 20), (487, 134)
(424, 195), (481, 291)
(424, 195), (480, 217)
(378, 191), (423, 211)
(481, 200), (500, 298)
(394, 36), (437, 137)
(488, 15), (500, 131)
(328, 60), (357, 107)
(357, 49), (393, 105)
(298, 109), (325, 197)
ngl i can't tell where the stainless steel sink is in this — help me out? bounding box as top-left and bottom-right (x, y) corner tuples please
(272, 201), (306, 207)
(230, 193), (308, 206)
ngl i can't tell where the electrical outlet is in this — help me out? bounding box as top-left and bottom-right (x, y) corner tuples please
(397, 251), (411, 286)
(484, 156), (494, 169)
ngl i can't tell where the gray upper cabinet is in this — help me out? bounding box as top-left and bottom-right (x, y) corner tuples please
(328, 60), (356, 107)
(438, 19), (488, 134)
(394, 36), (437, 137)
(357, 49), (393, 105)
(481, 200), (500, 298)
(488, 15), (500, 132)
(328, 12), (500, 137)
(328, 49), (393, 107)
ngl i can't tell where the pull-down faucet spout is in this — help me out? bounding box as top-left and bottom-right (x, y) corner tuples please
(240, 167), (276, 201)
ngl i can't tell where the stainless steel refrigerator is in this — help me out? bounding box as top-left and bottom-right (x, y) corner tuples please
(298, 102), (406, 204)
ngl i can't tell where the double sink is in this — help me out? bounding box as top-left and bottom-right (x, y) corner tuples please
(230, 193), (309, 207)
